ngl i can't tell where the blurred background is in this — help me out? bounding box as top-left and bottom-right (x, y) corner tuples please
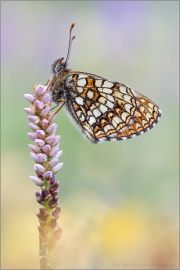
(1, 1), (179, 269)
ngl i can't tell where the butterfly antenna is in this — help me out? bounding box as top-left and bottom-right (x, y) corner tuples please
(65, 23), (76, 66)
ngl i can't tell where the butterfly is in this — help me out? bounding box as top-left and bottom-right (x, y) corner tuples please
(49, 23), (161, 144)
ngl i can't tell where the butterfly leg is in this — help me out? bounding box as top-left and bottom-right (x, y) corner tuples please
(49, 99), (66, 120)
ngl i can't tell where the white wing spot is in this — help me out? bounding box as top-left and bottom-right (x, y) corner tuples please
(75, 97), (84, 105)
(106, 100), (114, 109)
(114, 91), (123, 99)
(103, 88), (113, 94)
(84, 124), (93, 133)
(102, 81), (114, 88)
(77, 87), (84, 93)
(140, 99), (146, 103)
(99, 96), (106, 104)
(107, 94), (114, 102)
(124, 103), (133, 113)
(93, 108), (101, 117)
(89, 116), (96, 125)
(76, 110), (82, 117)
(119, 86), (127, 94)
(100, 104), (108, 113)
(78, 74), (88, 79)
(121, 112), (129, 122)
(115, 116), (122, 123)
(123, 94), (132, 103)
(139, 106), (145, 113)
(95, 79), (103, 87)
(87, 90), (94, 99)
(146, 113), (152, 122)
(79, 114), (85, 121)
(104, 124), (114, 133)
(147, 107), (153, 114)
(87, 110), (93, 116)
(77, 79), (86, 87)
(148, 103), (154, 109)
(112, 116), (122, 127)
(96, 130), (104, 136)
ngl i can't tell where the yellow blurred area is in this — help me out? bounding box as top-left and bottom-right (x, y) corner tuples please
(96, 208), (148, 253)
(2, 154), (179, 269)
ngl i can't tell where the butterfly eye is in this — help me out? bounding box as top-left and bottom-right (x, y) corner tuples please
(51, 57), (65, 74)
(56, 64), (64, 73)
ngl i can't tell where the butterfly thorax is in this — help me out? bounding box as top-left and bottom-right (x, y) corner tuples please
(50, 68), (71, 103)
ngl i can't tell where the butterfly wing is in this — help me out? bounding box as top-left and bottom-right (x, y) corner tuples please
(64, 72), (161, 144)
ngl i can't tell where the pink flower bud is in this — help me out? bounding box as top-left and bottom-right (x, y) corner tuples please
(41, 188), (51, 200)
(28, 132), (38, 141)
(46, 124), (57, 134)
(50, 175), (56, 185)
(24, 94), (35, 103)
(52, 135), (61, 146)
(49, 148), (59, 158)
(48, 159), (59, 167)
(42, 145), (51, 154)
(36, 172), (43, 178)
(34, 164), (46, 174)
(54, 150), (63, 159)
(35, 85), (46, 96)
(40, 107), (51, 116)
(24, 107), (35, 115)
(39, 207), (50, 220)
(52, 163), (63, 174)
(30, 152), (39, 162)
(28, 144), (41, 153)
(30, 176), (44, 186)
(36, 153), (47, 162)
(45, 135), (55, 144)
(41, 119), (49, 130)
(52, 207), (61, 219)
(48, 219), (57, 229)
(28, 123), (39, 131)
(49, 196), (58, 208)
(28, 115), (40, 123)
(35, 139), (45, 147)
(37, 226), (48, 239)
(36, 130), (46, 139)
(34, 100), (44, 110)
(43, 171), (53, 179)
(53, 226), (62, 240)
(35, 191), (42, 203)
(43, 93), (51, 103)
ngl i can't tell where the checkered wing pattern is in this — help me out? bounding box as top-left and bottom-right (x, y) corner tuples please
(64, 72), (161, 144)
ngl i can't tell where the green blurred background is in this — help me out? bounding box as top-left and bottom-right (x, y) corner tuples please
(1, 1), (179, 269)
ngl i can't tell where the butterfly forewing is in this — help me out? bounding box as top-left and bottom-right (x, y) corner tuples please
(62, 72), (161, 143)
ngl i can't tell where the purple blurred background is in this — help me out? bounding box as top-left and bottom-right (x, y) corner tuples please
(2, 1), (179, 269)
